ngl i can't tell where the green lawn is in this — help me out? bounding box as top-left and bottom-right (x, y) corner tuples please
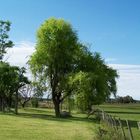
(99, 104), (140, 140)
(0, 108), (98, 140)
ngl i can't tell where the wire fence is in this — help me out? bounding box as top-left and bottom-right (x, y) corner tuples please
(94, 108), (140, 140)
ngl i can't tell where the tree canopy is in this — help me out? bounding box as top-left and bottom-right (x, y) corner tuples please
(0, 20), (13, 61)
(0, 62), (29, 112)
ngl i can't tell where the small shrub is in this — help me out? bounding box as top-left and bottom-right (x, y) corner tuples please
(94, 109), (102, 121)
(94, 124), (129, 140)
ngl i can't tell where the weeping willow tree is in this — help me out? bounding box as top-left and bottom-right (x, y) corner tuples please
(29, 18), (118, 117)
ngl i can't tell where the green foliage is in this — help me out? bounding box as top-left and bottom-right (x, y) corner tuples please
(0, 20), (13, 60)
(0, 62), (19, 98)
(65, 47), (118, 112)
(0, 62), (29, 111)
(29, 18), (78, 76)
(67, 71), (97, 111)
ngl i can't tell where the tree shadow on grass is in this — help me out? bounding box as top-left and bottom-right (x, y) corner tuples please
(0, 111), (99, 124)
(22, 108), (53, 114)
(18, 112), (98, 123)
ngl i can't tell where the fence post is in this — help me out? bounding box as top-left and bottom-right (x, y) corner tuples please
(112, 116), (118, 130)
(126, 120), (134, 140)
(104, 112), (107, 121)
(110, 115), (114, 127)
(137, 122), (140, 130)
(118, 118), (126, 140)
(102, 110), (105, 121)
(106, 114), (110, 125)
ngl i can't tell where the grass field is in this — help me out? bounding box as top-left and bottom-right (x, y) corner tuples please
(0, 108), (99, 140)
(99, 104), (140, 140)
(0, 104), (139, 140)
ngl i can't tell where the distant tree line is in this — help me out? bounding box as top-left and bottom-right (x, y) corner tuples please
(107, 95), (136, 104)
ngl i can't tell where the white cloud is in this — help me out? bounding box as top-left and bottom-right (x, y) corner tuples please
(4, 41), (35, 67)
(109, 64), (140, 100)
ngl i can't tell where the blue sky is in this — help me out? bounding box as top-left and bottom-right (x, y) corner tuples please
(1, 0), (140, 64)
(1, 0), (140, 99)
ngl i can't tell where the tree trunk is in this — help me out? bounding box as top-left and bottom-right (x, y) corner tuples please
(15, 91), (18, 114)
(0, 97), (2, 111)
(60, 101), (63, 112)
(51, 73), (61, 117)
(2, 98), (5, 112)
(6, 96), (12, 112)
(8, 95), (12, 109)
(68, 97), (71, 114)
(22, 102), (25, 108)
(53, 99), (60, 117)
